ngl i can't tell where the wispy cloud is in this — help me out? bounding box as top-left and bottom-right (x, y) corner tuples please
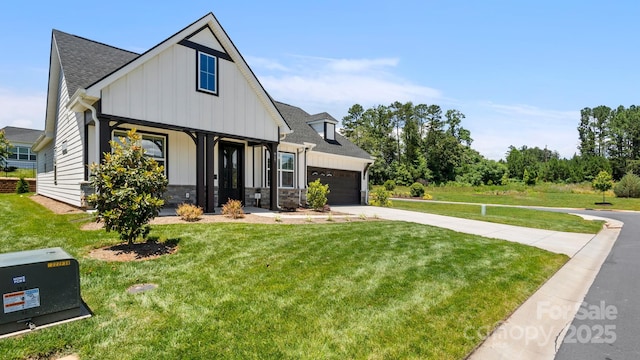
(324, 57), (400, 73)
(0, 89), (46, 130)
(244, 56), (290, 72)
(248, 55), (443, 117)
(485, 102), (578, 122)
(466, 102), (581, 160)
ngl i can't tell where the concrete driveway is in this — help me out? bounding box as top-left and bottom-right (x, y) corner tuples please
(334, 205), (599, 257)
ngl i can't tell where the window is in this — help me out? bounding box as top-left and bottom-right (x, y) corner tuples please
(325, 122), (336, 141)
(279, 152), (295, 188)
(8, 146), (36, 161)
(198, 52), (217, 94)
(113, 131), (167, 176)
(266, 151), (295, 188)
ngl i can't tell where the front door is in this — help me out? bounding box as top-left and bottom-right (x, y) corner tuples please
(218, 142), (244, 205)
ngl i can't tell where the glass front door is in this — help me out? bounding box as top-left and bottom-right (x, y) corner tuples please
(218, 142), (244, 205)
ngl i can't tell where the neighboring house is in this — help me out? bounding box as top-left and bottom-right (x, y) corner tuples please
(1, 126), (43, 170)
(33, 12), (373, 211)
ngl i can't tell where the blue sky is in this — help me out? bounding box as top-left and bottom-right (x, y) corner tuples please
(1, 1), (639, 160)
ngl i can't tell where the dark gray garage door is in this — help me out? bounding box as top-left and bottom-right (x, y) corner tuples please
(307, 167), (361, 205)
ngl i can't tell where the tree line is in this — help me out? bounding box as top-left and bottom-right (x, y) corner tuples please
(340, 102), (506, 186)
(340, 102), (640, 186)
(579, 105), (640, 179)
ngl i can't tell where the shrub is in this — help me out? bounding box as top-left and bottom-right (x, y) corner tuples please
(500, 172), (510, 186)
(383, 179), (396, 191)
(614, 172), (640, 198)
(410, 182), (425, 197)
(422, 193), (433, 200)
(88, 129), (168, 245)
(176, 203), (203, 222)
(370, 187), (392, 207)
(221, 198), (245, 219)
(523, 169), (537, 186)
(15, 177), (29, 194)
(307, 179), (329, 211)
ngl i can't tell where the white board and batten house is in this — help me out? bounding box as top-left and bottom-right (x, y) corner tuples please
(33, 12), (374, 212)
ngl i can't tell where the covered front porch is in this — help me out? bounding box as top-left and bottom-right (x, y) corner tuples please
(84, 114), (281, 213)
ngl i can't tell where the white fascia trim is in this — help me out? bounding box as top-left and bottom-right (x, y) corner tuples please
(280, 141), (317, 150)
(32, 132), (53, 152)
(67, 89), (99, 112)
(307, 118), (338, 126)
(307, 149), (374, 165)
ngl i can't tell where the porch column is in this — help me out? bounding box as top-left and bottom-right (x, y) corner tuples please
(205, 135), (216, 213)
(196, 133), (206, 210)
(268, 143), (278, 211)
(98, 118), (111, 162)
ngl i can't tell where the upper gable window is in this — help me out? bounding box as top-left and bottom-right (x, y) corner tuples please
(198, 51), (218, 95)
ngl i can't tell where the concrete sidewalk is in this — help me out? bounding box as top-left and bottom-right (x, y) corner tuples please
(330, 206), (622, 359)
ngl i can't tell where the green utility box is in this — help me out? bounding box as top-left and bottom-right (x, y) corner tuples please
(0, 247), (88, 336)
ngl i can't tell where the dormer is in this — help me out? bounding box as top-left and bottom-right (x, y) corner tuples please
(307, 112), (338, 142)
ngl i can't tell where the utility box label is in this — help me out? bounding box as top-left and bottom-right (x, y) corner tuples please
(3, 288), (40, 314)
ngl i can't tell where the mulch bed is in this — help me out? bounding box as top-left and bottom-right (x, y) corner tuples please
(88, 239), (179, 262)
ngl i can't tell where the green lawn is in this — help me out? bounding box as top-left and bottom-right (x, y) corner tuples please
(0, 194), (567, 359)
(390, 199), (605, 234)
(382, 182), (640, 211)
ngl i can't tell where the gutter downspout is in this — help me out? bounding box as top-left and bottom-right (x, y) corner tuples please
(76, 97), (100, 167)
(297, 147), (304, 205)
(302, 142), (316, 206)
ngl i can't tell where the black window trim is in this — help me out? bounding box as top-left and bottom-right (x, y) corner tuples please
(112, 128), (169, 179)
(196, 50), (219, 96)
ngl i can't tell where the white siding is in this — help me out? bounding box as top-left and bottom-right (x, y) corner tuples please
(35, 142), (54, 195)
(101, 39), (280, 142)
(189, 28), (225, 52)
(36, 71), (85, 207)
(105, 125), (197, 186)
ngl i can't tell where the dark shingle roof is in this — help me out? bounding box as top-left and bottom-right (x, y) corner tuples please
(1, 126), (43, 144)
(53, 30), (139, 95)
(308, 112), (336, 123)
(275, 102), (372, 160)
